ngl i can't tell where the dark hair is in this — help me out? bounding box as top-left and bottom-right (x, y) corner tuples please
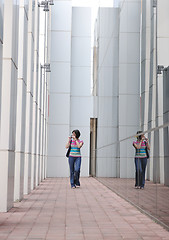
(72, 129), (81, 139)
(137, 131), (143, 140)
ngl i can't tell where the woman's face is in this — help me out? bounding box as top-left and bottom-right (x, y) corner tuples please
(72, 132), (76, 138)
(141, 134), (145, 140)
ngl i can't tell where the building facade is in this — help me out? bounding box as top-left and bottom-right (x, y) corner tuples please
(0, 0), (49, 212)
(93, 0), (169, 185)
(47, 2), (92, 177)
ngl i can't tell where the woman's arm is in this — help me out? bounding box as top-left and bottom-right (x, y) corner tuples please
(66, 137), (71, 149)
(75, 139), (83, 148)
(146, 139), (150, 150)
(133, 141), (141, 149)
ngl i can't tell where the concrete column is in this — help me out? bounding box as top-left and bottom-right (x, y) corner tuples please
(47, 0), (72, 177)
(141, 0), (151, 132)
(0, 1), (3, 120)
(40, 69), (45, 181)
(0, 0), (19, 212)
(36, 65), (42, 185)
(24, 0), (34, 194)
(41, 10), (49, 181)
(14, 0), (28, 201)
(70, 7), (92, 177)
(155, 0), (169, 184)
(31, 0), (39, 189)
(43, 70), (48, 180)
(95, 7), (119, 177)
(141, 0), (151, 181)
(163, 67), (169, 186)
(148, 1), (157, 181)
(118, 0), (140, 178)
(36, 7), (45, 185)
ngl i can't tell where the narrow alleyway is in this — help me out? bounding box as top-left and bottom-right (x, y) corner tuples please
(0, 178), (169, 240)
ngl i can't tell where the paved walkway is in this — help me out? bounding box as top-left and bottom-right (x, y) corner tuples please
(97, 178), (169, 229)
(0, 178), (169, 240)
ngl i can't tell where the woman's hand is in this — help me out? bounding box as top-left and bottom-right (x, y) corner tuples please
(72, 135), (76, 141)
(66, 136), (71, 148)
(145, 138), (150, 150)
(68, 136), (71, 142)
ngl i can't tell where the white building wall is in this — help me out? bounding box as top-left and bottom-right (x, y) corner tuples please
(163, 67), (169, 186)
(47, 5), (92, 177)
(24, 0), (35, 194)
(0, 0), (51, 212)
(0, 0), (19, 212)
(145, 0), (169, 185)
(147, 1), (157, 181)
(47, 0), (72, 177)
(141, 0), (151, 132)
(118, 0), (140, 178)
(14, 0), (28, 201)
(96, 8), (119, 177)
(71, 7), (92, 176)
(155, 0), (169, 184)
(37, 7), (46, 184)
(31, 0), (40, 189)
(0, 0), (3, 117)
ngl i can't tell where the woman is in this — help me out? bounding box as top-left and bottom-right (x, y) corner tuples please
(66, 130), (84, 189)
(133, 131), (150, 189)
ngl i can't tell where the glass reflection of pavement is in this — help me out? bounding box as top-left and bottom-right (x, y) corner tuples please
(97, 177), (169, 231)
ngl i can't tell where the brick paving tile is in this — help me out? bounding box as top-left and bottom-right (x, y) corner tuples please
(0, 178), (169, 240)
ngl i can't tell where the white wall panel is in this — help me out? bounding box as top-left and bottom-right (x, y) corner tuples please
(47, 157), (69, 177)
(49, 93), (70, 124)
(0, 0), (3, 98)
(71, 37), (91, 66)
(118, 0), (140, 178)
(0, 0), (19, 212)
(51, 1), (72, 31)
(103, 39), (119, 67)
(119, 64), (139, 95)
(51, 32), (71, 62)
(15, 81), (26, 152)
(50, 62), (71, 93)
(80, 157), (89, 176)
(98, 68), (114, 96)
(70, 97), (92, 126)
(47, 1), (72, 177)
(158, 0), (169, 38)
(127, 2), (140, 33)
(48, 125), (70, 157)
(0, 43), (2, 99)
(71, 67), (91, 96)
(70, 7), (91, 177)
(72, 7), (91, 37)
(98, 97), (118, 126)
(0, 0), (3, 41)
(158, 38), (169, 65)
(96, 7), (119, 177)
(71, 96), (92, 126)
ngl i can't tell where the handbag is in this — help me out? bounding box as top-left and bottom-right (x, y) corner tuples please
(66, 140), (72, 158)
(145, 147), (149, 159)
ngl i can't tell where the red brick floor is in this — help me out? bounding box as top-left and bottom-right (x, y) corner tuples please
(0, 178), (169, 240)
(97, 178), (169, 230)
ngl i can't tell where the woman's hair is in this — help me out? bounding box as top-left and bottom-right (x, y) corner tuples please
(136, 131), (143, 140)
(72, 129), (81, 139)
